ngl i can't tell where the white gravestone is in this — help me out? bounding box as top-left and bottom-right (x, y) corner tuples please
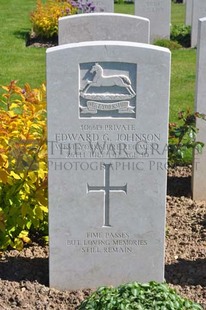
(185, 0), (193, 25)
(192, 17), (206, 200)
(191, 0), (206, 47)
(47, 41), (171, 290)
(134, 0), (171, 43)
(91, 0), (114, 12)
(59, 13), (150, 45)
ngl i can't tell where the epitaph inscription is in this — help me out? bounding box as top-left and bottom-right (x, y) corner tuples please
(66, 232), (148, 254)
(87, 163), (127, 227)
(79, 62), (136, 118)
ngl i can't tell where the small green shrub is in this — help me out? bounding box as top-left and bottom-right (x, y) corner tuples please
(168, 110), (206, 166)
(170, 24), (191, 48)
(154, 39), (182, 50)
(78, 281), (203, 310)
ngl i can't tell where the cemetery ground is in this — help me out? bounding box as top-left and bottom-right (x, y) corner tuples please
(0, 167), (205, 309)
(0, 0), (205, 309)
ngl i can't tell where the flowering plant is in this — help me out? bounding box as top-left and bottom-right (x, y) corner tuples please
(30, 0), (77, 39)
(0, 81), (48, 250)
(71, 0), (95, 13)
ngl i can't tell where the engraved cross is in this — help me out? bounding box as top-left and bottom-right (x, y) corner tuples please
(87, 163), (127, 227)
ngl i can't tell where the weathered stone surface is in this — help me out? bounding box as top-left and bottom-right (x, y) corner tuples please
(192, 18), (206, 199)
(185, 0), (193, 25)
(47, 41), (170, 290)
(135, 0), (171, 42)
(59, 13), (150, 45)
(191, 0), (206, 47)
(92, 0), (114, 12)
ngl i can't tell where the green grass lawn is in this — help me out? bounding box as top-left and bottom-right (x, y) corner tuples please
(115, 2), (134, 14)
(0, 1), (196, 125)
(0, 0), (46, 88)
(171, 2), (185, 25)
(114, 1), (186, 22)
(170, 49), (196, 119)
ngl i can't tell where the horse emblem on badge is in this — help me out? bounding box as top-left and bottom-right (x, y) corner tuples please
(79, 63), (136, 118)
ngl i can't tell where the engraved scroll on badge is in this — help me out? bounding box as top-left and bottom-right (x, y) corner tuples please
(79, 63), (136, 116)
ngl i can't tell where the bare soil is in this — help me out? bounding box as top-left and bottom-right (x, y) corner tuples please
(0, 166), (205, 309)
(26, 33), (58, 48)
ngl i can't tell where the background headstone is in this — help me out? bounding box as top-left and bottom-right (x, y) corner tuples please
(47, 41), (171, 290)
(134, 0), (171, 43)
(192, 17), (206, 200)
(59, 13), (150, 45)
(185, 0), (193, 25)
(92, 0), (114, 12)
(191, 0), (206, 47)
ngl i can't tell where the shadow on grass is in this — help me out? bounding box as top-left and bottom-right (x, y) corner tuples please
(13, 29), (57, 48)
(13, 29), (30, 41)
(165, 258), (206, 286)
(0, 256), (49, 286)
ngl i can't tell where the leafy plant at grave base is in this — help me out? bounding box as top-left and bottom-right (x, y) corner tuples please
(0, 81), (48, 251)
(154, 39), (182, 50)
(78, 281), (203, 310)
(30, 0), (78, 39)
(168, 110), (206, 166)
(170, 24), (191, 48)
